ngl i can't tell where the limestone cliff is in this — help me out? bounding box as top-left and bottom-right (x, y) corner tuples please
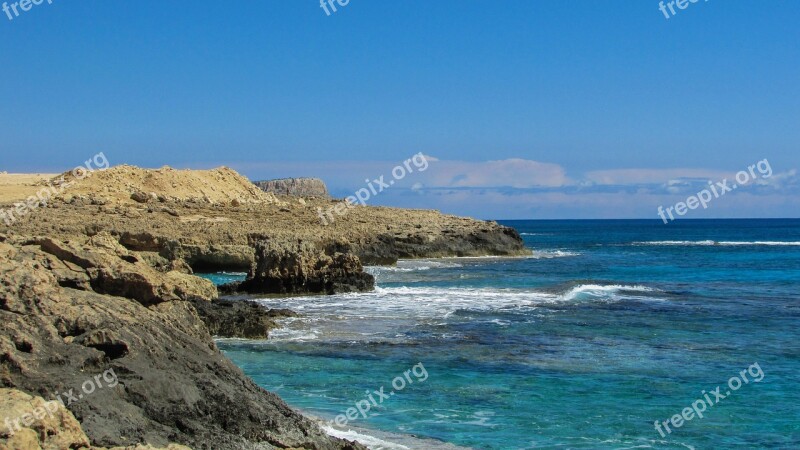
(238, 238), (374, 295)
(254, 178), (330, 198)
(0, 165), (529, 449)
(0, 233), (364, 450)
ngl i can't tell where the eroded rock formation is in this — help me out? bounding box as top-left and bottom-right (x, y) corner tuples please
(238, 239), (374, 295)
(0, 165), (529, 449)
(0, 234), (364, 450)
(0, 388), (190, 450)
(254, 178), (330, 198)
(7, 167), (528, 273)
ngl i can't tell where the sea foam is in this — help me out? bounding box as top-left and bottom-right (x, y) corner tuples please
(634, 240), (800, 247)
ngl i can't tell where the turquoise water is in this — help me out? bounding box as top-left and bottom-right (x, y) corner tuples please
(197, 271), (247, 285)
(216, 219), (800, 449)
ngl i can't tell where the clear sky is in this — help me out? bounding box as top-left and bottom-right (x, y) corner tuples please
(1, 0), (798, 219)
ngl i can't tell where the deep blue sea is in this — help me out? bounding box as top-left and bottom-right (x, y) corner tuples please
(208, 219), (800, 449)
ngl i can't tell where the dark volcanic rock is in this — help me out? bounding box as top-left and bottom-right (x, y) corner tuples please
(239, 239), (375, 295)
(0, 236), (364, 450)
(191, 297), (297, 339)
(254, 178), (330, 198)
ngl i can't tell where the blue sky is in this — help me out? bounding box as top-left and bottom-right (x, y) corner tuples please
(1, 0), (798, 219)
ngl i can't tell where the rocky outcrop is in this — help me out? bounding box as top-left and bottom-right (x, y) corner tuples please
(165, 243), (255, 272)
(34, 232), (218, 306)
(4, 167), (528, 280)
(118, 232), (255, 272)
(353, 222), (527, 264)
(0, 165), (528, 449)
(1, 388), (93, 450)
(0, 235), (365, 450)
(8, 198), (527, 275)
(191, 298), (297, 339)
(238, 239), (374, 295)
(54, 165), (284, 206)
(254, 178), (330, 198)
(0, 388), (190, 450)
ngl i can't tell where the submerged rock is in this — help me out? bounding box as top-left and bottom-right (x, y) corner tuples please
(191, 297), (297, 339)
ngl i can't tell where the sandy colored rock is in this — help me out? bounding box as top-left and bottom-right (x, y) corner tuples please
(0, 164), (524, 450)
(39, 165), (284, 207)
(0, 173), (57, 204)
(2, 167), (527, 271)
(0, 237), (364, 450)
(239, 238), (374, 295)
(0, 388), (90, 449)
(0, 389), (193, 449)
(35, 233), (218, 306)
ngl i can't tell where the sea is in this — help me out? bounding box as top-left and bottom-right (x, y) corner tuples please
(203, 219), (800, 449)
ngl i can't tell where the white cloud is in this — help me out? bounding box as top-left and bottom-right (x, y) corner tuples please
(418, 158), (570, 188)
(584, 168), (731, 185)
(221, 156), (800, 219)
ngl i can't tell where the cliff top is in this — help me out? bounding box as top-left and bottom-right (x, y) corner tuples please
(1, 165), (282, 205)
(254, 177), (330, 198)
(0, 173), (57, 203)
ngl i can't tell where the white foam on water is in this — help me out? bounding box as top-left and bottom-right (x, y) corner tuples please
(256, 283), (662, 342)
(388, 250), (582, 266)
(529, 249), (580, 258)
(367, 260), (464, 274)
(321, 423), (471, 450)
(718, 241), (800, 246)
(634, 240), (800, 247)
(634, 240), (716, 246)
(257, 286), (557, 325)
(562, 284), (659, 302)
(488, 318), (511, 327)
(266, 327), (320, 342)
(322, 425), (411, 450)
(368, 252), (577, 281)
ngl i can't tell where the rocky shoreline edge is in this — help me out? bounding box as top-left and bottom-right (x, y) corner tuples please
(1, 166), (528, 449)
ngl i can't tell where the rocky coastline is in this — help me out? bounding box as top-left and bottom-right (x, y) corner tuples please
(0, 166), (528, 449)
